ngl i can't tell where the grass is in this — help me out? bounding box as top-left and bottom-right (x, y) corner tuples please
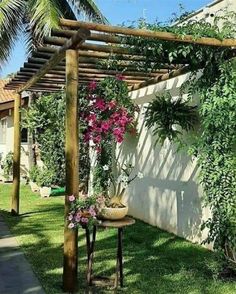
(0, 183), (236, 294)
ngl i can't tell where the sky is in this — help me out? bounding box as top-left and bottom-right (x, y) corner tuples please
(0, 0), (212, 78)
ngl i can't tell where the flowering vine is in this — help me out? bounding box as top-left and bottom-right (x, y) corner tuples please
(81, 76), (138, 153)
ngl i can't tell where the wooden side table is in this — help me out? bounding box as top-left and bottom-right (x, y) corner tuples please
(85, 216), (135, 289)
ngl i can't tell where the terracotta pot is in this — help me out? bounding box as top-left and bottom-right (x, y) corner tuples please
(29, 181), (39, 192)
(40, 186), (51, 198)
(99, 206), (128, 220)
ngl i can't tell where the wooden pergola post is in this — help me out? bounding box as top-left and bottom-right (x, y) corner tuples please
(63, 49), (79, 292)
(11, 92), (21, 215)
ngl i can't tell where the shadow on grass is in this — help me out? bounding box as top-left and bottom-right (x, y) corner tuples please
(0, 184), (235, 294)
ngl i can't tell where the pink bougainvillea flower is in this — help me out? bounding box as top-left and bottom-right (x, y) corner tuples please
(81, 217), (88, 223)
(113, 128), (124, 136)
(95, 146), (102, 153)
(93, 126), (102, 133)
(87, 113), (97, 122)
(84, 132), (91, 142)
(119, 116), (129, 126)
(68, 222), (75, 229)
(88, 81), (97, 91)
(69, 195), (75, 202)
(115, 135), (124, 143)
(101, 121), (111, 131)
(108, 100), (117, 109)
(116, 74), (125, 81)
(94, 98), (106, 111)
(93, 135), (102, 144)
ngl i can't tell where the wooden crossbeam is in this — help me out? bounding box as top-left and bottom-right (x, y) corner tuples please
(59, 19), (236, 47)
(129, 65), (190, 91)
(36, 46), (177, 69)
(16, 28), (90, 92)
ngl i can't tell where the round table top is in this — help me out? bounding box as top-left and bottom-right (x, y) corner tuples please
(98, 216), (135, 228)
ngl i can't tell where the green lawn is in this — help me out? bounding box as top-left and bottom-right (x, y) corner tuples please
(0, 183), (235, 294)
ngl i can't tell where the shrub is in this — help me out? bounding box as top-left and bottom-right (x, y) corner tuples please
(28, 165), (40, 182)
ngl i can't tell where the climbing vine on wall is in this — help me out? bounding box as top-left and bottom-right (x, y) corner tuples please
(192, 60), (236, 262)
(120, 12), (236, 263)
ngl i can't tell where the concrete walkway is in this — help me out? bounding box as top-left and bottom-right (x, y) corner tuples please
(0, 215), (45, 294)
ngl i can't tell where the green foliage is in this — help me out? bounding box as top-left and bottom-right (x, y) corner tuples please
(22, 92), (66, 186)
(2, 151), (13, 177)
(145, 92), (198, 145)
(120, 11), (236, 73)
(36, 167), (54, 187)
(124, 11), (236, 264)
(28, 165), (40, 182)
(0, 0), (107, 65)
(192, 60), (236, 263)
(23, 91), (90, 189)
(93, 141), (113, 195)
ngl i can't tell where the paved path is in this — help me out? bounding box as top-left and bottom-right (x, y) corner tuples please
(0, 215), (45, 294)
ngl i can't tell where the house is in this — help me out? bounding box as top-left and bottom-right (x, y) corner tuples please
(0, 80), (30, 179)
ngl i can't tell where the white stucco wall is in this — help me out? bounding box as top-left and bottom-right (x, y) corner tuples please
(0, 110), (30, 177)
(118, 72), (213, 247)
(116, 0), (236, 249)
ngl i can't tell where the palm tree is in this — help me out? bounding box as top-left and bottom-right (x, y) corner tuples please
(0, 0), (108, 65)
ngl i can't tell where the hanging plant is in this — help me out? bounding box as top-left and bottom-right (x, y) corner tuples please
(145, 92), (198, 144)
(82, 76), (138, 152)
(80, 75), (139, 196)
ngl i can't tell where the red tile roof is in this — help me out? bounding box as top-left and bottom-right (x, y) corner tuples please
(0, 80), (17, 104)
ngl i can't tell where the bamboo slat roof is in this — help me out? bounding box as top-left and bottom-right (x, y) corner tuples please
(4, 19), (236, 93)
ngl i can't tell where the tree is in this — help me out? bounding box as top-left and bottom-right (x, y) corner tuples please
(0, 0), (108, 64)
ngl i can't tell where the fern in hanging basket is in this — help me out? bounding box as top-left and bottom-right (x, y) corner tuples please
(145, 92), (198, 145)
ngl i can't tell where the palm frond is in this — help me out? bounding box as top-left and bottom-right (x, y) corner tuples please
(68, 0), (108, 24)
(0, 0), (25, 64)
(28, 0), (62, 42)
(57, 0), (77, 20)
(24, 0), (77, 54)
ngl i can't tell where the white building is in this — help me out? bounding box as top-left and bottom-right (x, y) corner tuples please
(0, 80), (30, 179)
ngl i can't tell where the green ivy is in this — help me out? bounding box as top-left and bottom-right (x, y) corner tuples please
(193, 60), (236, 261)
(122, 12), (236, 264)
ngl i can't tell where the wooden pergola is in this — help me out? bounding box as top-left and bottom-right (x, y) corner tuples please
(4, 19), (236, 292)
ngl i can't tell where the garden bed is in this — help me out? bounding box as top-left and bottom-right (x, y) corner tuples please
(0, 184), (235, 294)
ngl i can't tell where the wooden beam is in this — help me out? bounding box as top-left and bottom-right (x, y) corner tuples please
(15, 28), (90, 93)
(52, 28), (121, 44)
(44, 36), (136, 55)
(37, 47), (177, 69)
(129, 65), (190, 91)
(59, 19), (236, 47)
(11, 93), (21, 215)
(63, 49), (79, 292)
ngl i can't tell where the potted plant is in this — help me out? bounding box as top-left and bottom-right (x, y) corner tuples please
(97, 163), (143, 220)
(36, 167), (54, 197)
(0, 152), (13, 182)
(81, 77), (139, 220)
(28, 165), (40, 192)
(67, 194), (101, 229)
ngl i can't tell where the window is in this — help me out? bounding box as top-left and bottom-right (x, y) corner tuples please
(0, 118), (7, 144)
(21, 128), (28, 143)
